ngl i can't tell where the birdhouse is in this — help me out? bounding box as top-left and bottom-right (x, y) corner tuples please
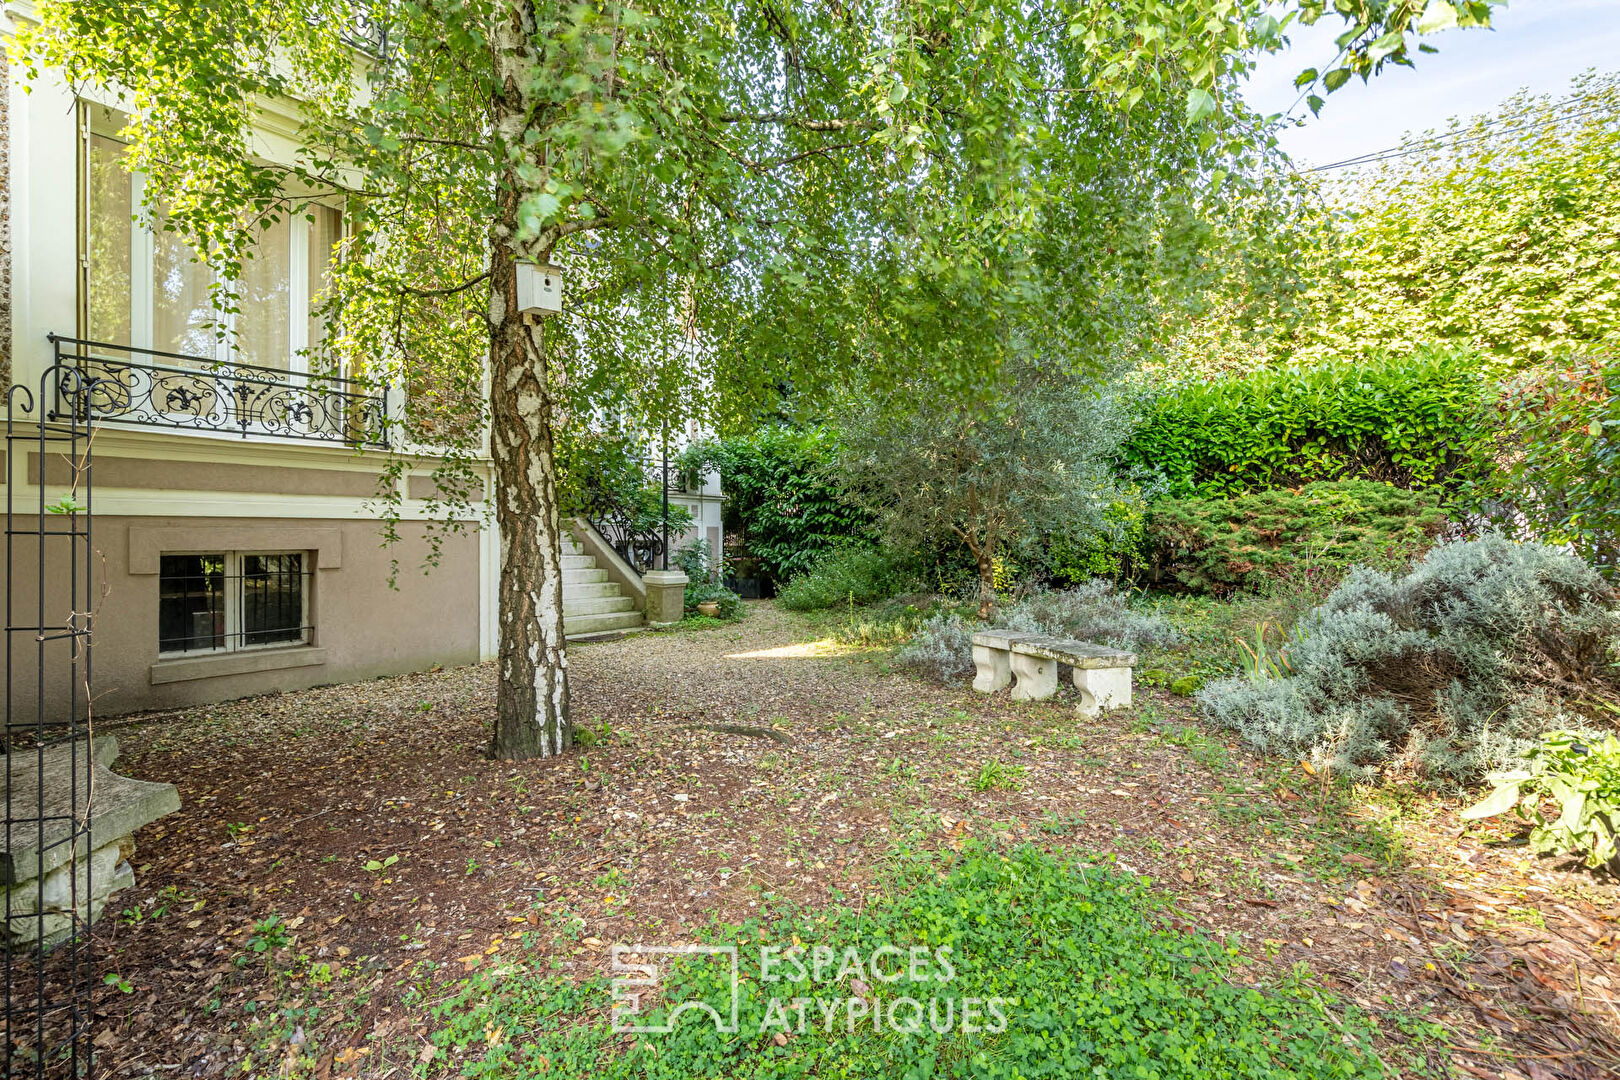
(516, 262), (564, 316)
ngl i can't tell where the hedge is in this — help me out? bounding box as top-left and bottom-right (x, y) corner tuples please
(1121, 349), (1493, 498)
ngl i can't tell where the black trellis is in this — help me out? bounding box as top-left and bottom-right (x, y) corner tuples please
(4, 362), (99, 1076)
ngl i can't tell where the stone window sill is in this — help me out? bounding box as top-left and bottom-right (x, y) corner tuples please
(149, 646), (327, 685)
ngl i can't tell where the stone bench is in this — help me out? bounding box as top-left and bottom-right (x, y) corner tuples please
(2, 737), (180, 949)
(971, 631), (1136, 715)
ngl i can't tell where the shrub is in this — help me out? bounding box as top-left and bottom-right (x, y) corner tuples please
(776, 546), (917, 612)
(1198, 537), (1620, 784)
(683, 581), (742, 620)
(1147, 480), (1449, 595)
(1462, 730), (1620, 870)
(674, 538), (714, 583)
(689, 427), (871, 584)
(1472, 354), (1620, 577)
(893, 612), (979, 682)
(1046, 486), (1154, 584)
(997, 581), (1182, 652)
(1121, 350), (1493, 499)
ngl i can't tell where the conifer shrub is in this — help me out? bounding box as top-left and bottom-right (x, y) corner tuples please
(1197, 537), (1620, 783)
(1147, 480), (1449, 595)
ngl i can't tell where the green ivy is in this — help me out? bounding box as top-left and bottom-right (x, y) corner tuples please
(1146, 481), (1449, 595)
(690, 427), (871, 584)
(431, 844), (1388, 1079)
(1122, 349), (1493, 499)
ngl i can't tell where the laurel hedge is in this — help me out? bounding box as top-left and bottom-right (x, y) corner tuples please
(1121, 349), (1493, 498)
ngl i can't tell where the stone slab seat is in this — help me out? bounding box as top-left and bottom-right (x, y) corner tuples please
(2, 737), (180, 948)
(970, 631), (1136, 716)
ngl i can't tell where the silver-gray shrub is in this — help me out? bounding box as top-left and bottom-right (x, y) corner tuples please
(1198, 536), (1620, 783)
(895, 580), (1180, 683)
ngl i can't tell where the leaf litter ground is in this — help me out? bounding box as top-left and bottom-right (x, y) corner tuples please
(86, 602), (1620, 1078)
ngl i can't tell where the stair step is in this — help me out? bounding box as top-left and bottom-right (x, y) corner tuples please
(565, 610), (645, 636)
(561, 581), (622, 599)
(563, 596), (635, 616)
(561, 554), (596, 570)
(562, 568), (609, 585)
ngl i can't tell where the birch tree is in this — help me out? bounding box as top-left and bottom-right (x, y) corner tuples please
(15, 0), (1496, 757)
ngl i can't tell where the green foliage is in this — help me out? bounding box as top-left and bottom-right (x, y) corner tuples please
(1463, 730), (1620, 871)
(692, 428), (869, 585)
(1198, 537), (1620, 783)
(1473, 355), (1620, 576)
(1046, 487), (1153, 585)
(1147, 480), (1449, 596)
(673, 538), (714, 583)
(836, 360), (1136, 611)
(1293, 74), (1620, 367)
(1123, 351), (1493, 499)
(970, 759), (1025, 792)
(557, 428), (693, 545)
(683, 582), (742, 621)
(776, 546), (917, 613)
(433, 844), (1386, 1079)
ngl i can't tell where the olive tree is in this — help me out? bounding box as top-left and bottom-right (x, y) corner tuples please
(835, 356), (1136, 616)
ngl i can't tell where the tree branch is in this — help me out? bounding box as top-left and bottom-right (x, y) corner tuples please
(714, 112), (876, 131)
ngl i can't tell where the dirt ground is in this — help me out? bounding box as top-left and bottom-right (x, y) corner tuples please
(79, 602), (1620, 1078)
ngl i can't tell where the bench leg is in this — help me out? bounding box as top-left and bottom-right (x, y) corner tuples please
(1072, 666), (1132, 716)
(1009, 652), (1058, 701)
(971, 645), (1012, 693)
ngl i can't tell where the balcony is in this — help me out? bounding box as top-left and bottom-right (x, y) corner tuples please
(45, 335), (389, 449)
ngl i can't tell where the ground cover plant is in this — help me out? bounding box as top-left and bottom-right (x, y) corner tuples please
(1463, 729), (1620, 871)
(1197, 537), (1620, 784)
(429, 844), (1387, 1079)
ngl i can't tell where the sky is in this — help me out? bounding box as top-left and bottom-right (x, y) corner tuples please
(1241, 0), (1620, 169)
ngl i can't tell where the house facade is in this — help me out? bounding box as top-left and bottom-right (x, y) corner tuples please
(1, 5), (721, 720)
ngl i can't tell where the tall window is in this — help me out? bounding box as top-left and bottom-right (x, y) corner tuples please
(84, 105), (342, 371)
(158, 552), (310, 655)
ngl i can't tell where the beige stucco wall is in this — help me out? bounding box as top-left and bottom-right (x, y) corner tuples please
(7, 514), (481, 721)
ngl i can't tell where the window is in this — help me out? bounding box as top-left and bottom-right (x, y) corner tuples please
(158, 552), (310, 655)
(83, 105), (343, 371)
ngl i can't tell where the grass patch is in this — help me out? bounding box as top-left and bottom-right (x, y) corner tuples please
(422, 844), (1388, 1079)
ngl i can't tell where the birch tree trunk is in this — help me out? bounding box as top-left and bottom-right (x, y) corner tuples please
(487, 0), (571, 759)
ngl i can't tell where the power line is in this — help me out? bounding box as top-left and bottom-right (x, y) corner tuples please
(1298, 92), (1609, 174)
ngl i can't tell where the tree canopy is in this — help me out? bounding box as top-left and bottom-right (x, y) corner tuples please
(12, 0), (1499, 754)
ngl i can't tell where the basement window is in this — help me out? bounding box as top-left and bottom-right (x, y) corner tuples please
(158, 552), (311, 655)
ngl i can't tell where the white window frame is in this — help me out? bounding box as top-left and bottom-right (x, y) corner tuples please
(157, 550), (312, 658)
(82, 105), (338, 377)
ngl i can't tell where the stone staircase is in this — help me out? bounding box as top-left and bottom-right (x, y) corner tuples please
(562, 533), (645, 638)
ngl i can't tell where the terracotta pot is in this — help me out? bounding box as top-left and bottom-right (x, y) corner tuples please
(697, 601), (721, 617)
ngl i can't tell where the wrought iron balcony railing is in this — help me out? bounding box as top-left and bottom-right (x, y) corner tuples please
(46, 335), (389, 449)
